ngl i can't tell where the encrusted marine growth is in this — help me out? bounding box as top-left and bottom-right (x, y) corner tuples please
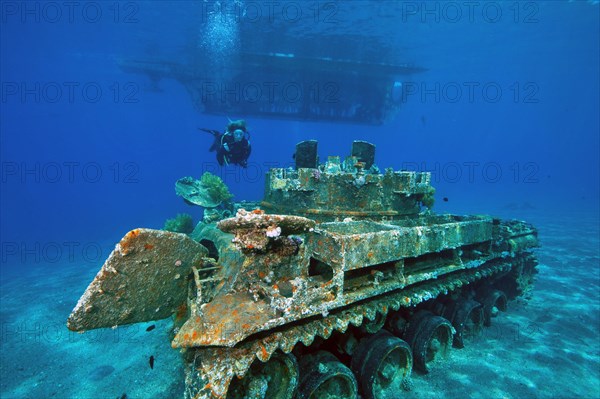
(67, 228), (208, 331)
(217, 209), (315, 253)
(175, 172), (233, 208)
(68, 140), (539, 399)
(164, 213), (195, 234)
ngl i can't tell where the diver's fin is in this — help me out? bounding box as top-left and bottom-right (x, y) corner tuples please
(209, 134), (222, 152)
(199, 128), (223, 152)
(198, 128), (221, 136)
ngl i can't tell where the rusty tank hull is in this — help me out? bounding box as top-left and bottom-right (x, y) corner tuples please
(68, 141), (538, 399)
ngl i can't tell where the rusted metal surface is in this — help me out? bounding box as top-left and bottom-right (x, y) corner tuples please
(217, 209), (315, 253)
(217, 210), (316, 235)
(67, 141), (539, 399)
(173, 292), (277, 348)
(262, 165), (432, 221)
(171, 212), (506, 349)
(67, 228), (208, 331)
(309, 215), (493, 271)
(182, 260), (527, 399)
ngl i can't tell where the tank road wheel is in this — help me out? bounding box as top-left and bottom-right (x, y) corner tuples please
(226, 352), (299, 399)
(403, 310), (454, 373)
(351, 330), (413, 399)
(478, 289), (508, 327)
(442, 299), (484, 348)
(298, 351), (358, 399)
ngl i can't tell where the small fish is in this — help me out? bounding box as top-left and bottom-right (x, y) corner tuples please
(443, 197), (449, 202)
(146, 324), (155, 332)
(117, 394), (127, 399)
(421, 115), (426, 126)
(149, 355), (155, 369)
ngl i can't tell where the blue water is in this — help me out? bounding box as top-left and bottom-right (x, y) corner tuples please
(1, 1), (599, 245)
(1, 1), (599, 398)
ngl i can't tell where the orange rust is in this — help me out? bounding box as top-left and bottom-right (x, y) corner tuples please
(183, 333), (190, 340)
(367, 251), (374, 258)
(231, 309), (239, 317)
(175, 303), (188, 321)
(195, 316), (201, 323)
(242, 323), (250, 330)
(144, 243), (154, 250)
(247, 244), (254, 249)
(251, 209), (264, 215)
(258, 271), (266, 279)
(126, 229), (140, 238)
(320, 280), (333, 288)
(192, 330), (198, 339)
(214, 325), (222, 337)
(260, 344), (268, 359)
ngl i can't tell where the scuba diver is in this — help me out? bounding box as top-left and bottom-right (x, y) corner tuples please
(200, 119), (252, 168)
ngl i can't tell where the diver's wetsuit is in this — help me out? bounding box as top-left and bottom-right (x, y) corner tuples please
(217, 133), (251, 167)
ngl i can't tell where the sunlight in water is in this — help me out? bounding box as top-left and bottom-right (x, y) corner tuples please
(199, 0), (242, 60)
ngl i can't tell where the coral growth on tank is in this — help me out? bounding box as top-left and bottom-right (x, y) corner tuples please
(163, 213), (195, 234)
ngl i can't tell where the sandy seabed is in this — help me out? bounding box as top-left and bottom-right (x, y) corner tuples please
(1, 209), (598, 399)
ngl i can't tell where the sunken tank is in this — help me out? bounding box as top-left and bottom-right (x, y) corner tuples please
(67, 140), (538, 399)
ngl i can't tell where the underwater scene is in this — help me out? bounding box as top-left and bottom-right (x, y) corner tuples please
(1, 1), (599, 398)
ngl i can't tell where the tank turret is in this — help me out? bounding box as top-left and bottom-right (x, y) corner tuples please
(263, 140), (432, 221)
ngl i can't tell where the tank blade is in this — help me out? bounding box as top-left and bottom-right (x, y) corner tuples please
(67, 228), (208, 331)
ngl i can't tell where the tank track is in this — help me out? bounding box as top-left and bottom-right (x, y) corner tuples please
(184, 256), (523, 399)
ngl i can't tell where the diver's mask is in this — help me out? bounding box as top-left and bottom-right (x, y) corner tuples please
(233, 129), (244, 142)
